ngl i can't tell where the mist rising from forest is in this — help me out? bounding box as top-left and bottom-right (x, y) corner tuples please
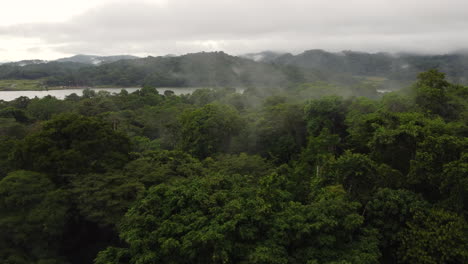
(3, 49), (468, 101)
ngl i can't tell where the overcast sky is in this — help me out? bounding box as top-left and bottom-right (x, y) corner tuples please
(1, 0), (468, 61)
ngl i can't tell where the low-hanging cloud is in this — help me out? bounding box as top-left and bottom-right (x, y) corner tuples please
(2, 0), (468, 59)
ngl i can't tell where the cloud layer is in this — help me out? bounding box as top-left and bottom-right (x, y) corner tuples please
(2, 0), (468, 60)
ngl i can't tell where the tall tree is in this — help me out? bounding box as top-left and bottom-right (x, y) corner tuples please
(179, 104), (243, 158)
(11, 113), (130, 179)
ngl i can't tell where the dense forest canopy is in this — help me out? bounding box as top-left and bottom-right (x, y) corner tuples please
(0, 69), (467, 264)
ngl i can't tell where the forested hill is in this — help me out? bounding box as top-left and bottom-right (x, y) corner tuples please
(3, 50), (468, 90)
(253, 49), (468, 88)
(55, 54), (139, 65)
(0, 52), (292, 88)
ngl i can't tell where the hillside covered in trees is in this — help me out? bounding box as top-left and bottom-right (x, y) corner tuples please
(0, 69), (466, 264)
(3, 51), (468, 90)
(0, 52), (291, 88)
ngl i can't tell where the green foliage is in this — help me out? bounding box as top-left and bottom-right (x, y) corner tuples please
(204, 153), (273, 178)
(26, 96), (72, 120)
(103, 174), (265, 264)
(124, 150), (204, 187)
(0, 79), (46, 91)
(179, 104), (243, 158)
(413, 69), (450, 116)
(380, 92), (414, 113)
(409, 134), (467, 201)
(189, 88), (222, 106)
(440, 153), (468, 215)
(254, 103), (307, 163)
(305, 96), (348, 137)
(0, 69), (465, 264)
(293, 128), (339, 201)
(129, 136), (161, 152)
(12, 113), (130, 177)
(71, 172), (144, 227)
(0, 137), (17, 178)
(97, 175), (380, 264)
(0, 117), (28, 138)
(0, 171), (69, 263)
(329, 152), (380, 202)
(397, 208), (468, 264)
(0, 107), (30, 123)
(366, 112), (429, 174)
(366, 188), (429, 262)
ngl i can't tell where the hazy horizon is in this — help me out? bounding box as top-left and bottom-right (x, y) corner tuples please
(2, 0), (468, 61)
(4, 48), (468, 63)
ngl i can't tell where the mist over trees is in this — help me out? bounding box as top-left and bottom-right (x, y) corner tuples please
(0, 67), (467, 264)
(3, 50), (468, 91)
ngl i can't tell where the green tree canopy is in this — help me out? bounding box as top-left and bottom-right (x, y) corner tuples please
(179, 104), (243, 158)
(96, 174), (380, 264)
(12, 113), (130, 178)
(0, 170), (69, 263)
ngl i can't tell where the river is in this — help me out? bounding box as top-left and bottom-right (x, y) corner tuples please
(0, 87), (201, 101)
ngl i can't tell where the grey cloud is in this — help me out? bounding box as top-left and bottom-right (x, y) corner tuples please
(26, 47), (43, 53)
(2, 0), (468, 56)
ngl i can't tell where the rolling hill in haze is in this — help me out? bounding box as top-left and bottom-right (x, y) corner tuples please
(55, 54), (140, 65)
(2, 50), (468, 90)
(250, 49), (468, 88)
(0, 52), (293, 88)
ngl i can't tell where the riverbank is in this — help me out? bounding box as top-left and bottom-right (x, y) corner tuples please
(0, 79), (47, 91)
(0, 79), (142, 91)
(0, 87), (206, 101)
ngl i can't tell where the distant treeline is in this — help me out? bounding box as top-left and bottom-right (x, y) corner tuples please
(0, 52), (293, 88)
(2, 50), (468, 89)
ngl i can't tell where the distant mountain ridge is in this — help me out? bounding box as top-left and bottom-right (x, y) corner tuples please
(0, 54), (139, 67)
(50, 51), (290, 87)
(2, 50), (468, 90)
(55, 54), (140, 65)
(3, 59), (48, 67)
(0, 52), (292, 88)
(241, 51), (287, 62)
(250, 49), (468, 85)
